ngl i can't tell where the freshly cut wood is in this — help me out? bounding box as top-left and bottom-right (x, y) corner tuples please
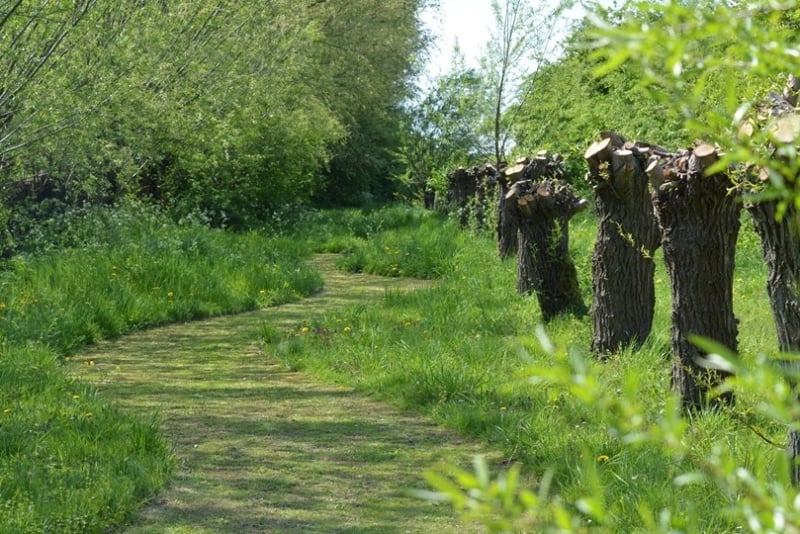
(688, 142), (718, 174)
(611, 149), (635, 180)
(645, 158), (665, 188)
(584, 137), (614, 163)
(770, 114), (800, 144)
(504, 163), (527, 181)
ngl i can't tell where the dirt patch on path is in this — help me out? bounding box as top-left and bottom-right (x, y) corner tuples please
(71, 255), (491, 534)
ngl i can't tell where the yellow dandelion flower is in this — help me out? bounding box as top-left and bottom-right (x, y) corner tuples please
(344, 326), (352, 333)
(167, 291), (174, 298)
(301, 326), (310, 333)
(597, 454), (610, 463)
(73, 394), (80, 400)
(85, 412), (93, 418)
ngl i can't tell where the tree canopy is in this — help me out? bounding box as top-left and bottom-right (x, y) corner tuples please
(0, 0), (430, 249)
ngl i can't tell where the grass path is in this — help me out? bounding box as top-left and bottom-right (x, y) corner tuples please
(71, 255), (494, 534)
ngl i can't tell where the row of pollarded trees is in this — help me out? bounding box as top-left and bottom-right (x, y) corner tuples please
(444, 78), (800, 480)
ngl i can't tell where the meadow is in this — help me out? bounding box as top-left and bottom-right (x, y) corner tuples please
(0, 201), (788, 532)
(270, 206), (787, 532)
(0, 202), (321, 534)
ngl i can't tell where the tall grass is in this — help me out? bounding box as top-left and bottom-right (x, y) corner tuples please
(268, 208), (781, 532)
(0, 202), (321, 533)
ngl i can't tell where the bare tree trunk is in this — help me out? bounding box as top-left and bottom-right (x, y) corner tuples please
(496, 176), (518, 259)
(650, 143), (741, 411)
(748, 201), (800, 481)
(740, 75), (800, 483)
(447, 167), (477, 227)
(585, 133), (661, 355)
(508, 177), (588, 321)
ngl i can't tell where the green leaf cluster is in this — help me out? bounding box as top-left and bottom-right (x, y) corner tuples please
(0, 0), (430, 235)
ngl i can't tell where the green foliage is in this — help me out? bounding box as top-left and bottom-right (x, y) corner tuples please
(335, 214), (464, 279)
(0, 202), (321, 353)
(590, 0), (800, 203)
(401, 66), (492, 201)
(0, 0), (431, 236)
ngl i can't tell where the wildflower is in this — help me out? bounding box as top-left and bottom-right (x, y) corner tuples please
(259, 289), (267, 295)
(73, 394), (80, 400)
(301, 326), (310, 333)
(597, 454), (610, 463)
(344, 326), (352, 333)
(167, 291), (174, 298)
(3, 408), (11, 414)
(85, 412), (93, 418)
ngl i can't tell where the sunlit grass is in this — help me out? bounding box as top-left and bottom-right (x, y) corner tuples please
(0, 202), (321, 533)
(269, 207), (780, 532)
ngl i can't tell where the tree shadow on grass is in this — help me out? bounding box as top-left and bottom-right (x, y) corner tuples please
(72, 256), (490, 533)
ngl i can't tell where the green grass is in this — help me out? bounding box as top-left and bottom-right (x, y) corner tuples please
(0, 202), (322, 533)
(0, 201), (788, 532)
(267, 208), (784, 532)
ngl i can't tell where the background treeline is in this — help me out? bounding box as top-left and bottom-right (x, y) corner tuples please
(0, 0), (428, 256)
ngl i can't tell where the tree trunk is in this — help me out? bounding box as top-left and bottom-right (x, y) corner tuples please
(749, 201), (800, 479)
(447, 167), (477, 227)
(651, 143), (741, 411)
(497, 160), (524, 259)
(742, 75), (800, 483)
(585, 133), (661, 355)
(496, 178), (518, 259)
(509, 178), (588, 321)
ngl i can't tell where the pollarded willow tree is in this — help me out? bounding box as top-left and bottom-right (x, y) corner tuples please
(584, 132), (661, 355)
(648, 143), (742, 411)
(505, 153), (588, 320)
(738, 75), (800, 484)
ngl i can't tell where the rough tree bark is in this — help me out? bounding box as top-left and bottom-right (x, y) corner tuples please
(649, 142), (741, 411)
(750, 200), (800, 482)
(743, 74), (800, 484)
(506, 154), (588, 321)
(447, 167), (478, 227)
(497, 159), (522, 259)
(585, 132), (662, 355)
(447, 165), (497, 229)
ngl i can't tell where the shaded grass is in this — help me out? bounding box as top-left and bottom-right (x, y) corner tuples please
(70, 255), (493, 533)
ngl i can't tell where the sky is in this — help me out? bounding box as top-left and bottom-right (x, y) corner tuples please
(420, 0), (495, 78)
(419, 0), (610, 82)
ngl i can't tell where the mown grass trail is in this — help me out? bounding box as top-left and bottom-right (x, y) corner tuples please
(71, 255), (492, 534)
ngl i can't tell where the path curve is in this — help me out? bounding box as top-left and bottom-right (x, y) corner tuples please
(72, 255), (489, 534)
